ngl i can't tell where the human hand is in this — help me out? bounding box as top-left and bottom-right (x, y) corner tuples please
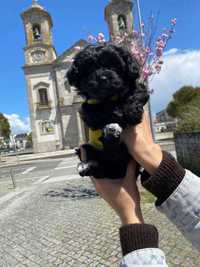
(92, 161), (144, 225)
(80, 145), (144, 225)
(121, 112), (162, 175)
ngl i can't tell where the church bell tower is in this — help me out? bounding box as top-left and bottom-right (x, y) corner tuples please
(21, 1), (64, 153)
(21, 0), (56, 65)
(105, 0), (134, 40)
(105, 0), (153, 134)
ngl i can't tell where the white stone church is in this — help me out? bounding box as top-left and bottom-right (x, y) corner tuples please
(21, 0), (134, 153)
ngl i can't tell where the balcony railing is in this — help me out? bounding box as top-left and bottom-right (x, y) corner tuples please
(36, 101), (52, 110)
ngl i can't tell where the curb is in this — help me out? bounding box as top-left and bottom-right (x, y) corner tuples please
(0, 151), (76, 169)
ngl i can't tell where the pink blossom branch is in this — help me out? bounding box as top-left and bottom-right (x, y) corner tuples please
(84, 17), (177, 91)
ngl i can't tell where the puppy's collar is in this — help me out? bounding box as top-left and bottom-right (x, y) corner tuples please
(87, 99), (100, 104)
(89, 129), (103, 150)
(87, 95), (118, 105)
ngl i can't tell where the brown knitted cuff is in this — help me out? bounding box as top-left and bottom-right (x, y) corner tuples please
(141, 151), (186, 206)
(119, 224), (159, 256)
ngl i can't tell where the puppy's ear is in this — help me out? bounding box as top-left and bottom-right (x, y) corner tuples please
(66, 65), (79, 87)
(137, 82), (149, 105)
(114, 45), (140, 81)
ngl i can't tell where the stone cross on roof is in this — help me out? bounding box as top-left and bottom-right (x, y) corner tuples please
(31, 0), (44, 10)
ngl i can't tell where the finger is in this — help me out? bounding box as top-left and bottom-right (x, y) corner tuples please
(91, 176), (106, 196)
(91, 176), (119, 197)
(90, 176), (105, 194)
(123, 160), (141, 195)
(91, 176), (108, 188)
(124, 160), (136, 183)
(90, 176), (96, 188)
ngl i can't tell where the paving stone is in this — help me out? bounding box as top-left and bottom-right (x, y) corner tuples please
(0, 176), (199, 266)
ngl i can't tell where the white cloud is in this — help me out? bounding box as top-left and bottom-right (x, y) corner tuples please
(163, 48), (179, 56)
(150, 49), (200, 114)
(4, 114), (30, 135)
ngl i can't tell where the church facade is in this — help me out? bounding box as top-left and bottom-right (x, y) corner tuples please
(21, 0), (134, 153)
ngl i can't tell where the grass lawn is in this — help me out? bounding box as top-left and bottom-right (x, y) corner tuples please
(140, 189), (155, 203)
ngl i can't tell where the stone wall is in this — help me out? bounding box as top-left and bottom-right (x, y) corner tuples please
(174, 132), (200, 176)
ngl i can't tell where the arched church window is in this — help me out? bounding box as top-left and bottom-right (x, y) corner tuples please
(118, 15), (127, 33)
(38, 88), (48, 105)
(32, 24), (41, 40)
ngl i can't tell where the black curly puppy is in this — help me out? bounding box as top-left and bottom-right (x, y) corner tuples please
(67, 43), (149, 179)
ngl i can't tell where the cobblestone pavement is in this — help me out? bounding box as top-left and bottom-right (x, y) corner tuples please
(0, 162), (200, 266)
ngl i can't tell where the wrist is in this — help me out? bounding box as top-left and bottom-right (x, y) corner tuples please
(120, 209), (144, 226)
(135, 144), (163, 175)
(119, 224), (159, 256)
(141, 151), (186, 206)
(121, 217), (142, 226)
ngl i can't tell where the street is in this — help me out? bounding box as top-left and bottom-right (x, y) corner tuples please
(0, 156), (200, 266)
(0, 160), (59, 179)
(0, 157), (78, 192)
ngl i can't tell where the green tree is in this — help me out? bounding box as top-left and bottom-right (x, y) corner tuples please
(0, 113), (11, 140)
(167, 86), (200, 132)
(27, 132), (32, 143)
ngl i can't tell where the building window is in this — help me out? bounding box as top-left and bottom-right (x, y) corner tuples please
(34, 83), (51, 110)
(118, 15), (127, 33)
(38, 88), (48, 105)
(40, 120), (55, 135)
(32, 24), (42, 40)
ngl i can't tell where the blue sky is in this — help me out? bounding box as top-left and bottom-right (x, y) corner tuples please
(1, 0), (200, 133)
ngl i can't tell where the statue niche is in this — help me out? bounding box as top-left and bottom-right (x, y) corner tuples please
(33, 24), (41, 40)
(118, 15), (127, 33)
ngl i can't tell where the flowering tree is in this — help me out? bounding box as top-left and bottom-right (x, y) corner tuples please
(86, 17), (177, 86)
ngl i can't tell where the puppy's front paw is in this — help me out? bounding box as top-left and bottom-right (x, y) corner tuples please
(103, 123), (122, 140)
(77, 162), (88, 177)
(77, 161), (99, 177)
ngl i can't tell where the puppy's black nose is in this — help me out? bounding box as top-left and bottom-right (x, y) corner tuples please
(100, 76), (107, 81)
(100, 76), (109, 87)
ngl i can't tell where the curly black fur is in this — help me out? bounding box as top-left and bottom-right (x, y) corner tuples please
(76, 142), (130, 179)
(67, 43), (149, 179)
(67, 44), (140, 99)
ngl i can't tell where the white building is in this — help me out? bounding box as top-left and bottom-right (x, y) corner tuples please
(155, 109), (177, 133)
(21, 0), (138, 153)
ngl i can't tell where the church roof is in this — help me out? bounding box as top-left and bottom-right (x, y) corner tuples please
(54, 39), (88, 66)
